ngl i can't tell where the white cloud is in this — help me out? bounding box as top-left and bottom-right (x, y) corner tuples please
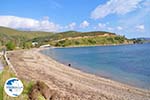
(142, 0), (150, 7)
(65, 22), (76, 30)
(98, 23), (106, 29)
(136, 24), (145, 31)
(80, 20), (89, 28)
(0, 16), (60, 32)
(118, 0), (150, 36)
(91, 0), (142, 19)
(107, 27), (114, 31)
(96, 23), (114, 31)
(117, 26), (123, 30)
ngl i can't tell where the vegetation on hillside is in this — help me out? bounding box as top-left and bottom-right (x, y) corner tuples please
(48, 31), (115, 41)
(0, 26), (53, 50)
(31, 31), (133, 47)
(131, 38), (150, 44)
(0, 26), (134, 50)
(51, 35), (131, 47)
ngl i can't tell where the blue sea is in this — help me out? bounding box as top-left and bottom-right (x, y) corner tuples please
(41, 44), (150, 90)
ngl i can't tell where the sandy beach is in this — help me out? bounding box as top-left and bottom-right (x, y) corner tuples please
(7, 48), (150, 100)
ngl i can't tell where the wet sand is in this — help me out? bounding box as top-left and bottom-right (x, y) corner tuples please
(7, 48), (150, 100)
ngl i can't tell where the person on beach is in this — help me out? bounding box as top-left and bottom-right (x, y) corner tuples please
(68, 63), (71, 67)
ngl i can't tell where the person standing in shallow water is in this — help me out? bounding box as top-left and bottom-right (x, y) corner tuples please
(68, 64), (71, 67)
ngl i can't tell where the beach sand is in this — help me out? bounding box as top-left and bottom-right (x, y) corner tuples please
(7, 48), (150, 100)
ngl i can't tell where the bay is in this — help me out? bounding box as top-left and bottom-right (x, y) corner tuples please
(41, 44), (150, 90)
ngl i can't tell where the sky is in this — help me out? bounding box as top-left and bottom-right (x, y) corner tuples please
(0, 0), (150, 38)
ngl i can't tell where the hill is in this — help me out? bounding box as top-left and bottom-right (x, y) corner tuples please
(49, 31), (115, 41)
(49, 31), (133, 47)
(0, 26), (133, 49)
(131, 37), (150, 44)
(32, 31), (133, 47)
(137, 38), (150, 43)
(0, 26), (54, 39)
(0, 26), (53, 49)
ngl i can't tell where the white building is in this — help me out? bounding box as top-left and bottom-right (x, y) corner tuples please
(40, 44), (51, 48)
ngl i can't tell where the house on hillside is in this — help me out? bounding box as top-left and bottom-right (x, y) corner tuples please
(32, 42), (38, 47)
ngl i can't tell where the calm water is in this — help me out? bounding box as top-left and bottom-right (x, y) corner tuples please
(41, 44), (150, 90)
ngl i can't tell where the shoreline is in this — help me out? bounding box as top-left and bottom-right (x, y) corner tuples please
(41, 46), (149, 90)
(7, 48), (150, 100)
(52, 43), (134, 49)
(40, 47), (150, 90)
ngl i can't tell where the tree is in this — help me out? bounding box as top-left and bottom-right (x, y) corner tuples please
(23, 42), (32, 49)
(6, 41), (16, 50)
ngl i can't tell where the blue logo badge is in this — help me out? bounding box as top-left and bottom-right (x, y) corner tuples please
(4, 78), (24, 97)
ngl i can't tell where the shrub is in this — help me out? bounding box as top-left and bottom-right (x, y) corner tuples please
(6, 41), (16, 50)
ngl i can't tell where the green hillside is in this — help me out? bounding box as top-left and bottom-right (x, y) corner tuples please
(0, 26), (54, 39)
(33, 31), (133, 47)
(49, 31), (115, 41)
(0, 26), (133, 50)
(31, 31), (117, 45)
(0, 26), (53, 49)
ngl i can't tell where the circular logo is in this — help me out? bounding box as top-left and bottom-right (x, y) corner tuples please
(4, 78), (24, 97)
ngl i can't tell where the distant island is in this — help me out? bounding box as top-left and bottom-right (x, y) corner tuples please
(0, 26), (149, 50)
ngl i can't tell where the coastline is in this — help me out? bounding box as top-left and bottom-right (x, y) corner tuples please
(7, 48), (150, 100)
(52, 43), (134, 49)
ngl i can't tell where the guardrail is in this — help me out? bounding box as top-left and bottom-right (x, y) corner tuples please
(4, 52), (18, 76)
